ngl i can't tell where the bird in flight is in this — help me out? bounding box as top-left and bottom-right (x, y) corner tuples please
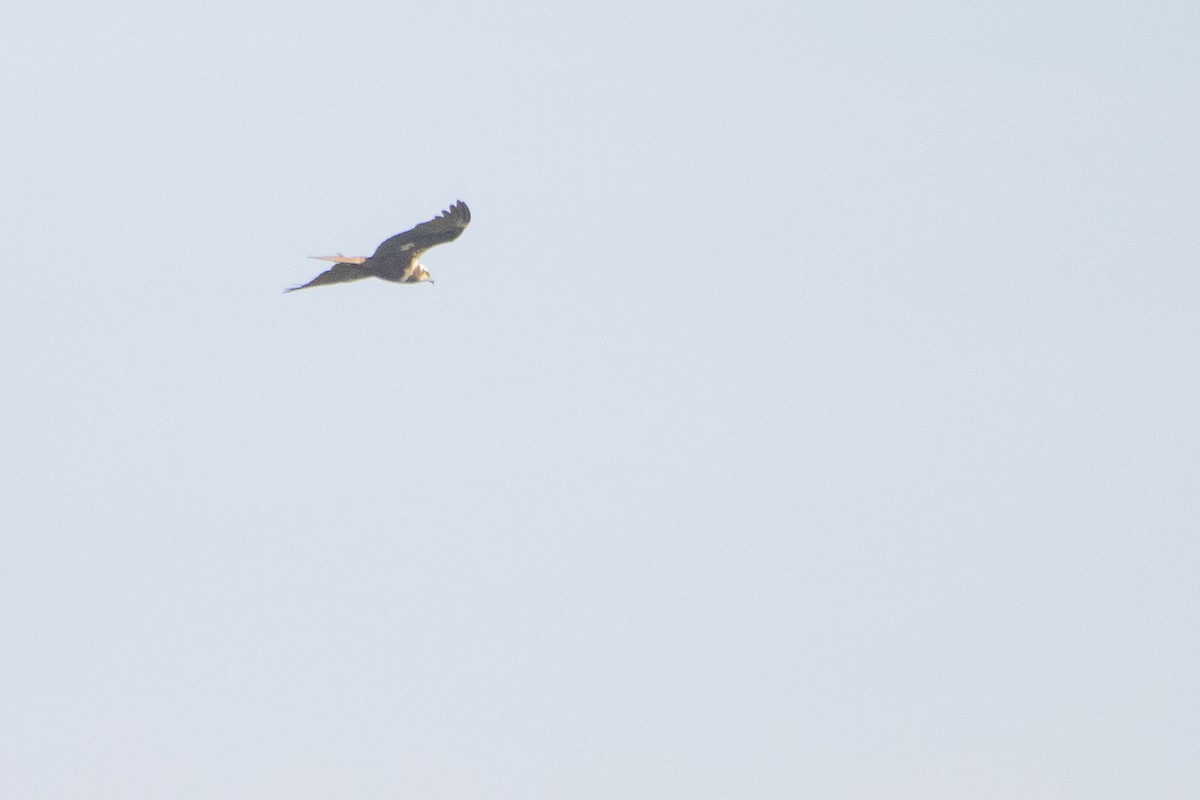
(286, 201), (471, 292)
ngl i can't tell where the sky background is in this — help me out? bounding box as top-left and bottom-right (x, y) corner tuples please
(2, 0), (1198, 797)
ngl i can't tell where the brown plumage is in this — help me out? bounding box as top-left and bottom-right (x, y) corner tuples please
(286, 201), (470, 292)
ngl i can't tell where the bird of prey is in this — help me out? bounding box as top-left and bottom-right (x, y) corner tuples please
(286, 200), (470, 292)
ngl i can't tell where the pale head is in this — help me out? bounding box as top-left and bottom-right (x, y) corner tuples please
(407, 265), (434, 284)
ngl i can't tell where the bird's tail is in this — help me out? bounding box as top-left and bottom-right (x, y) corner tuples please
(309, 253), (367, 264)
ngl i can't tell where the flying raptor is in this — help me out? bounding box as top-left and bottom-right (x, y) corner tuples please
(286, 201), (470, 292)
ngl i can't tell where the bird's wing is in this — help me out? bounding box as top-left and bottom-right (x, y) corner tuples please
(285, 262), (372, 292)
(370, 201), (471, 261)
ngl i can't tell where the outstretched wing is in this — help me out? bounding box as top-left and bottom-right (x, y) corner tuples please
(285, 262), (372, 292)
(370, 201), (471, 262)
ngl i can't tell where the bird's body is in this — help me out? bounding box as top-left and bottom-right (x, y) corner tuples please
(286, 201), (470, 292)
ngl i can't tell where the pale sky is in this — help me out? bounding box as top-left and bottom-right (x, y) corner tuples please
(2, 1), (1198, 798)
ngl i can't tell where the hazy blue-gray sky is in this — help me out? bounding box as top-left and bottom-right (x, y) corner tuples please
(2, 1), (1198, 797)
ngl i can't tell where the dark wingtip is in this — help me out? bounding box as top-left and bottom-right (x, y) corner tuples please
(453, 199), (471, 224)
